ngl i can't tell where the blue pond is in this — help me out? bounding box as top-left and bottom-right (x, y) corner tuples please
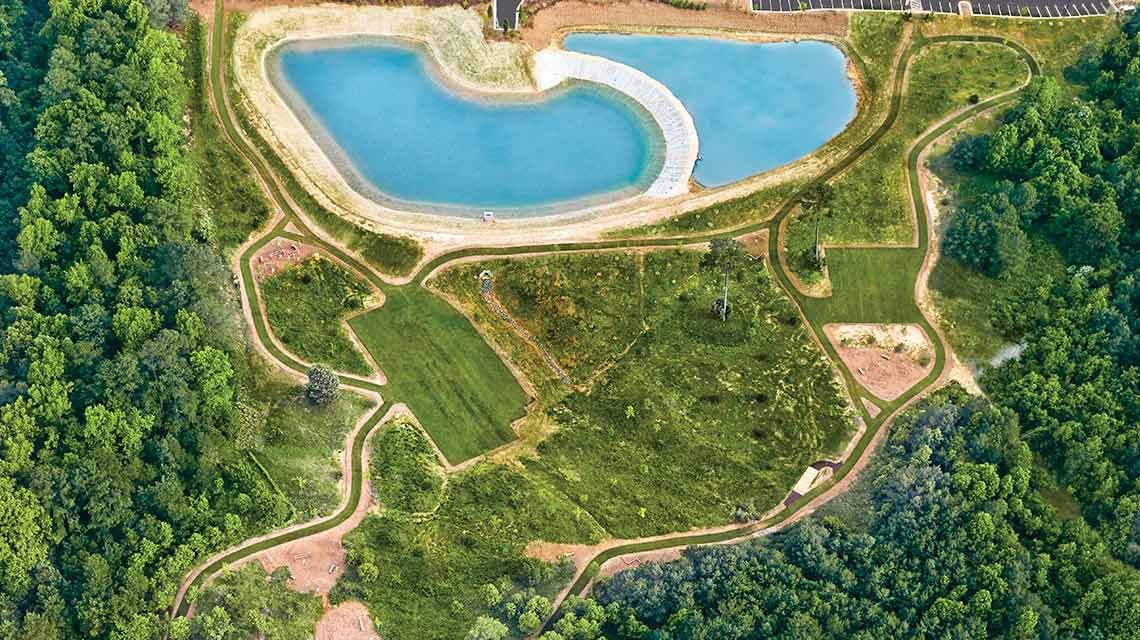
(564, 34), (857, 187)
(271, 34), (857, 214)
(271, 38), (663, 215)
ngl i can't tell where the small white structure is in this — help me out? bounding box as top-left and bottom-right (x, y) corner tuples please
(792, 467), (821, 496)
(482, 211), (495, 223)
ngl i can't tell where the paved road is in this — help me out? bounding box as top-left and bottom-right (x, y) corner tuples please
(753, 0), (1112, 15)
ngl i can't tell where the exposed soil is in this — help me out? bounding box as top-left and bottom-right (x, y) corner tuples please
(523, 0), (848, 50)
(824, 323), (933, 401)
(594, 547), (684, 583)
(315, 601), (380, 640)
(525, 522), (743, 577)
(229, 402), (401, 596)
(734, 228), (769, 259)
(252, 237), (319, 282)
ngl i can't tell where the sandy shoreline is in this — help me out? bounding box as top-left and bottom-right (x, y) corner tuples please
(230, 3), (862, 258)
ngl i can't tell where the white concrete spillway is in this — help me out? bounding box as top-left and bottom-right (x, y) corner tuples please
(532, 49), (699, 199)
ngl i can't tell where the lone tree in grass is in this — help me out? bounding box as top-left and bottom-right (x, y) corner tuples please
(797, 183), (834, 272)
(701, 238), (746, 322)
(306, 364), (339, 405)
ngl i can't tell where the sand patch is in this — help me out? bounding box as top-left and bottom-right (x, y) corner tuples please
(824, 323), (933, 401)
(594, 546), (685, 583)
(316, 601), (380, 640)
(735, 228), (769, 259)
(252, 237), (318, 282)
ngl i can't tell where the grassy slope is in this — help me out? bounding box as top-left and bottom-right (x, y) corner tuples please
(253, 382), (372, 520)
(334, 464), (600, 640)
(262, 255), (375, 376)
(919, 15), (1116, 91)
(186, 17), (271, 252)
(349, 285), (528, 464)
(793, 41), (1027, 253)
(370, 418), (444, 513)
(531, 261), (850, 536)
(460, 253), (650, 381)
(436, 251), (851, 537)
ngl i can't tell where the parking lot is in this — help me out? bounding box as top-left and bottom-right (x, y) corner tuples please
(752, 0), (1112, 16)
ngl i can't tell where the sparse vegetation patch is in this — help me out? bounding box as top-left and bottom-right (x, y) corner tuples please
(262, 255), (374, 376)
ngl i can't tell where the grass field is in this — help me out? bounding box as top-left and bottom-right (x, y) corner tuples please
(788, 41), (1028, 257)
(349, 286), (528, 464)
(436, 251), (852, 537)
(436, 253), (657, 383)
(524, 252), (850, 536)
(251, 382), (373, 519)
(262, 255), (375, 376)
(801, 248), (926, 324)
(333, 464), (600, 640)
(918, 15), (1116, 93)
(370, 418), (444, 514)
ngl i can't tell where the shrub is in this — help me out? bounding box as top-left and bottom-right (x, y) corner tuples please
(306, 365), (340, 405)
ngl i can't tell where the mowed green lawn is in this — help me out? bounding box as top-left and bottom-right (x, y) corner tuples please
(801, 248), (925, 324)
(349, 286), (527, 464)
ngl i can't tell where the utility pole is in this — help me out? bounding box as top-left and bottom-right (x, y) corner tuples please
(721, 269), (729, 322)
(814, 214), (821, 268)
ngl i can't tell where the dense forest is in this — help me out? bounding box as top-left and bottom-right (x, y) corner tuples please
(548, 14), (1140, 640)
(0, 0), (292, 638)
(946, 17), (1140, 566)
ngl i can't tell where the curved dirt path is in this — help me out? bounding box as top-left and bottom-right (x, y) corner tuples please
(171, 395), (386, 616)
(175, 5), (1040, 636)
(527, 31), (1041, 633)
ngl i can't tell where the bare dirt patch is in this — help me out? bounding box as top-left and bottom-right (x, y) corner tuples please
(252, 237), (318, 282)
(824, 323), (933, 401)
(735, 228), (769, 259)
(595, 547), (684, 583)
(252, 488), (372, 594)
(316, 601), (380, 640)
(523, 0), (848, 50)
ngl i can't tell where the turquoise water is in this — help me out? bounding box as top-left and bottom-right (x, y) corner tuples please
(271, 38), (662, 215)
(564, 34), (857, 187)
